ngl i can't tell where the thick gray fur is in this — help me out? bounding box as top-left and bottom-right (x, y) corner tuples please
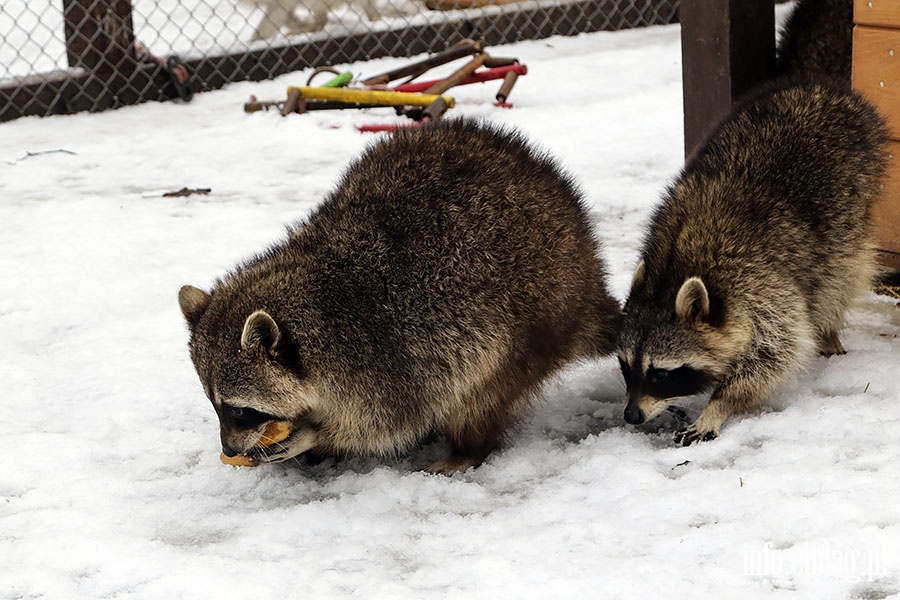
(776, 0), (853, 89)
(618, 82), (888, 445)
(179, 118), (621, 474)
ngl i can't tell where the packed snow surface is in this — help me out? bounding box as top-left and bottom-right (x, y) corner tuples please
(1, 19), (899, 600)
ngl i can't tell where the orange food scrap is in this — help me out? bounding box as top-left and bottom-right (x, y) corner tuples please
(257, 420), (293, 448)
(220, 453), (256, 467)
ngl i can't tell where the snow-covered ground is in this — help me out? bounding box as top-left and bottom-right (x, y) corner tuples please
(2, 16), (899, 600)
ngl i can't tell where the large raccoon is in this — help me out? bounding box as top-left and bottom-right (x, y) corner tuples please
(179, 119), (621, 474)
(618, 82), (887, 445)
(776, 0), (853, 89)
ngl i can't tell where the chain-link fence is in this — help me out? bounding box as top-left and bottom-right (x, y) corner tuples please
(0, 0), (678, 122)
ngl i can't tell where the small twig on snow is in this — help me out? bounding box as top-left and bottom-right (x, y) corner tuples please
(6, 149), (77, 165)
(162, 187), (212, 198)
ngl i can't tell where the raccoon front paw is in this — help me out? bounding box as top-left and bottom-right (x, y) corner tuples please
(425, 456), (481, 476)
(673, 426), (718, 446)
(818, 330), (846, 357)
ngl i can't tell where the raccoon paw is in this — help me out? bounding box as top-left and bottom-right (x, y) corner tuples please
(425, 457), (481, 476)
(673, 426), (718, 446)
(818, 330), (846, 357)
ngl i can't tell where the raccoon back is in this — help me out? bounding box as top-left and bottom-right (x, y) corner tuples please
(218, 119), (620, 425)
(643, 82), (887, 299)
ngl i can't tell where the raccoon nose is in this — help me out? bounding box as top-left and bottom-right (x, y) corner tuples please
(624, 404), (645, 425)
(221, 444), (239, 458)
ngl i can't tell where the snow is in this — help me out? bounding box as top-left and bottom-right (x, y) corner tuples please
(2, 17), (900, 600)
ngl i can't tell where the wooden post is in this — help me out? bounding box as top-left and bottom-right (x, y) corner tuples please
(64, 0), (135, 71)
(680, 0), (775, 158)
(62, 0), (138, 109)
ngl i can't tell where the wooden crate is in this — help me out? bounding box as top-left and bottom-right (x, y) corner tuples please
(854, 0), (900, 27)
(874, 142), (900, 258)
(853, 0), (900, 269)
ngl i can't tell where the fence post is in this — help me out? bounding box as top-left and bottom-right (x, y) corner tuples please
(62, 0), (138, 110)
(680, 0), (775, 158)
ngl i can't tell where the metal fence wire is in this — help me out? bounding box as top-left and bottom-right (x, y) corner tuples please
(0, 0), (679, 122)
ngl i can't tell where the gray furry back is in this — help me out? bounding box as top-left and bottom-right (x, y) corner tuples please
(296, 119), (621, 360)
(668, 82), (886, 259)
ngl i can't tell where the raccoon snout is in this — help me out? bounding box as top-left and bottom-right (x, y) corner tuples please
(221, 444), (240, 458)
(624, 404), (645, 425)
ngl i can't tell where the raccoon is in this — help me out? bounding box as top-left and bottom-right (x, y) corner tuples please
(617, 82), (887, 445)
(179, 119), (621, 474)
(776, 0), (853, 89)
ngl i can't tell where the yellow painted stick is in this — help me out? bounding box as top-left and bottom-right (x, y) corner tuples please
(286, 86), (455, 109)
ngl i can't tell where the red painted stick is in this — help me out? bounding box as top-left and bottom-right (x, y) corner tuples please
(361, 39), (484, 86)
(357, 123), (421, 133)
(391, 63), (527, 94)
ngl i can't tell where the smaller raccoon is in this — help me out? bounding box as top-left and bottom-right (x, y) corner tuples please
(179, 119), (621, 474)
(618, 82), (887, 445)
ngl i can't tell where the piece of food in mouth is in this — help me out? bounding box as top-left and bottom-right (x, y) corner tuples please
(219, 421), (294, 467)
(220, 453), (255, 467)
(257, 420), (293, 447)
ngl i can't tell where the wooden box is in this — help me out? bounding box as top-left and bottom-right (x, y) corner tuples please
(853, 0), (900, 269)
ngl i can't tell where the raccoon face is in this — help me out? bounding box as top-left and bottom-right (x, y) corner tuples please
(179, 285), (321, 463)
(617, 270), (729, 425)
(205, 380), (319, 465)
(616, 350), (717, 425)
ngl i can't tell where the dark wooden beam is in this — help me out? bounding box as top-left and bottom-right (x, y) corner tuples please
(63, 0), (136, 70)
(680, 0), (775, 158)
(61, 0), (143, 111)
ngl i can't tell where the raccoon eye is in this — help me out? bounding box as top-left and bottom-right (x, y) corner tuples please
(617, 357), (631, 380)
(225, 405), (270, 427)
(648, 368), (669, 383)
(643, 365), (714, 400)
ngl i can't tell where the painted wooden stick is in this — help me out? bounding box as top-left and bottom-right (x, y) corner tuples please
(281, 88), (302, 116)
(422, 96), (450, 121)
(361, 39), (484, 86)
(495, 71), (518, 105)
(286, 86), (455, 108)
(392, 63), (527, 93)
(422, 53), (488, 96)
(483, 56), (519, 68)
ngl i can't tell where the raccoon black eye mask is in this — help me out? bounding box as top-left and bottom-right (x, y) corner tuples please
(619, 357), (715, 425)
(619, 361), (715, 403)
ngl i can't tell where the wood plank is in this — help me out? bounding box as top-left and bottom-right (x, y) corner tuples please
(680, 0), (775, 158)
(854, 0), (900, 28)
(873, 140), (900, 265)
(852, 25), (900, 139)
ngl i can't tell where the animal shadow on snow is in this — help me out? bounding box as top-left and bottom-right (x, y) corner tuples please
(268, 358), (698, 479)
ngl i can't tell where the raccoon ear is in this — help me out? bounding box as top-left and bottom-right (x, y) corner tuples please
(675, 277), (710, 325)
(241, 310), (288, 361)
(178, 285), (211, 328)
(630, 259), (646, 291)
